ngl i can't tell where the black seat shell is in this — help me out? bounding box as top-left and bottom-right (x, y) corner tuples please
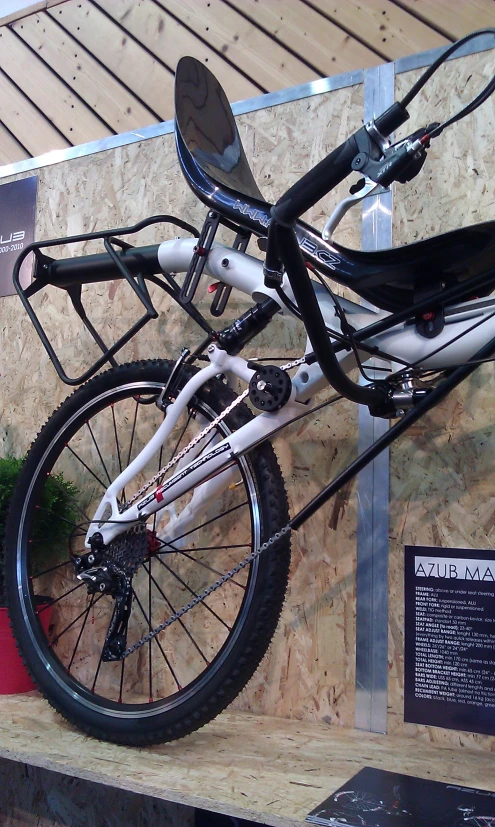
(175, 57), (495, 313)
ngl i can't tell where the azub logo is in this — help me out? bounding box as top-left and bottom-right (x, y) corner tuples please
(0, 230), (25, 244)
(415, 555), (495, 581)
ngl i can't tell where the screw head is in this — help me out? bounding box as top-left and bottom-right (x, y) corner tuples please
(257, 380), (267, 392)
(88, 553), (95, 564)
(208, 344), (215, 353)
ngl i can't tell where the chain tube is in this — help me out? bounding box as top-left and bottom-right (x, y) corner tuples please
(118, 355), (305, 658)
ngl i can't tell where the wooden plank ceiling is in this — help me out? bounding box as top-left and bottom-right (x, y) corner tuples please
(0, 0), (494, 164)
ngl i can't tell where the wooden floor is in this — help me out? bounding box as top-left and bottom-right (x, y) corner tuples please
(1, 0), (495, 163)
(0, 693), (494, 826)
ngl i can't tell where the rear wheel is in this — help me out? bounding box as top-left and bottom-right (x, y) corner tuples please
(5, 360), (291, 745)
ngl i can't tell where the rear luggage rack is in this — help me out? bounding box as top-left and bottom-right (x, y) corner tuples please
(13, 215), (199, 386)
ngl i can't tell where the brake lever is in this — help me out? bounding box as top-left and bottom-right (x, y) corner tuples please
(352, 122), (440, 189)
(322, 178), (389, 242)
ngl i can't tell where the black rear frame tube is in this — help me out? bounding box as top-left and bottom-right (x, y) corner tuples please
(273, 223), (387, 407)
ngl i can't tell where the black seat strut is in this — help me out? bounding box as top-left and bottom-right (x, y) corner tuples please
(269, 221), (387, 408)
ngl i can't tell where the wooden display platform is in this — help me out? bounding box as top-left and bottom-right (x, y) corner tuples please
(1, 694), (495, 825)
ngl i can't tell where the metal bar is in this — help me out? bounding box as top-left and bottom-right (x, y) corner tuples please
(355, 61), (394, 734)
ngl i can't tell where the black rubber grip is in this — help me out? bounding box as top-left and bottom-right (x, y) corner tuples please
(271, 134), (359, 227)
(374, 102), (409, 136)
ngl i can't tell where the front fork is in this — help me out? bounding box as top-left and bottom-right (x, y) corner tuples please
(85, 345), (310, 549)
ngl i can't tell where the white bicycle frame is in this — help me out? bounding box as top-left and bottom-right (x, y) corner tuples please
(87, 236), (495, 548)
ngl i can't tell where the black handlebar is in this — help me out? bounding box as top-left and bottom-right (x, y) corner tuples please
(271, 135), (359, 227)
(267, 98), (415, 408)
(271, 102), (410, 228)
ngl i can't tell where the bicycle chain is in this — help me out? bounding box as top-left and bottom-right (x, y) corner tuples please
(119, 355), (305, 658)
(122, 356), (306, 510)
(122, 524), (292, 658)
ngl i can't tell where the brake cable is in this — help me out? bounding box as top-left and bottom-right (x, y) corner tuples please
(400, 28), (495, 141)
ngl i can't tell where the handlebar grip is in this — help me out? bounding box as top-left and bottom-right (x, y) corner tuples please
(271, 134), (359, 227)
(374, 102), (409, 136)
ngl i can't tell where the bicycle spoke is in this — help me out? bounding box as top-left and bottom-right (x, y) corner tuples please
(67, 594), (96, 670)
(47, 471), (92, 525)
(65, 445), (108, 491)
(111, 404), (123, 475)
(151, 534), (247, 588)
(161, 500), (249, 547)
(155, 543), (251, 554)
(31, 559), (71, 579)
(154, 555), (232, 631)
(126, 399), (139, 467)
(167, 410), (193, 467)
(61, 594), (101, 661)
(111, 403), (126, 504)
(35, 505), (84, 530)
(148, 563), (153, 701)
(152, 419), (165, 535)
(143, 561), (209, 664)
(118, 642), (126, 703)
(37, 581), (84, 614)
(176, 551), (246, 589)
(87, 421), (112, 486)
(131, 585), (183, 694)
(91, 647), (104, 693)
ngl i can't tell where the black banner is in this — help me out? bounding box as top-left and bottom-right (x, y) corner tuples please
(404, 545), (495, 735)
(0, 176), (37, 297)
(306, 766), (495, 826)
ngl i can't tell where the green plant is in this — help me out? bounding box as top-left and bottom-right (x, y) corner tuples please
(0, 456), (78, 607)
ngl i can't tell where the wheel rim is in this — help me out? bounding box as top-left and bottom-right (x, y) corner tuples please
(16, 378), (262, 717)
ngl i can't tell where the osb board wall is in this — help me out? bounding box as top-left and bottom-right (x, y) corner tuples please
(389, 50), (495, 750)
(0, 82), (363, 728)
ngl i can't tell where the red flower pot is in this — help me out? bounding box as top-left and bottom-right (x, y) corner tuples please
(0, 604), (52, 694)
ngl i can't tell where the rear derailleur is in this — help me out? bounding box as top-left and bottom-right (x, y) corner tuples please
(72, 544), (133, 662)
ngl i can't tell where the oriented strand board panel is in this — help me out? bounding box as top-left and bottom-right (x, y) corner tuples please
(389, 50), (495, 750)
(0, 698), (494, 826)
(0, 83), (364, 729)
